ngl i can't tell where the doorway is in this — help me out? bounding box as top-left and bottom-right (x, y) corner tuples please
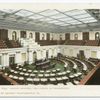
(12, 31), (17, 40)
(79, 50), (85, 59)
(9, 56), (15, 66)
(33, 52), (37, 63)
(83, 32), (89, 40)
(46, 51), (49, 59)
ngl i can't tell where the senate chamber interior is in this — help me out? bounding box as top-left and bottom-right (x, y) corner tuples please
(0, 9), (100, 85)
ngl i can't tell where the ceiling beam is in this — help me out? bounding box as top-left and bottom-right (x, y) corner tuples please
(2, 9), (22, 18)
(23, 9), (76, 26)
(25, 9), (50, 18)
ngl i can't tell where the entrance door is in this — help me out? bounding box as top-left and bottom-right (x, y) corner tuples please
(46, 51), (49, 59)
(0, 29), (8, 40)
(33, 52), (37, 63)
(65, 33), (70, 40)
(83, 32), (89, 40)
(35, 32), (40, 42)
(20, 31), (26, 38)
(9, 57), (15, 66)
(79, 50), (85, 59)
(47, 33), (50, 40)
(12, 31), (17, 40)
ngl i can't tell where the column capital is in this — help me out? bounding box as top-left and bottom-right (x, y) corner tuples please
(2, 53), (8, 55)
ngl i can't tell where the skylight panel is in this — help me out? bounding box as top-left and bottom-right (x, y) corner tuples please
(54, 23), (63, 25)
(59, 17), (73, 21)
(28, 15), (44, 19)
(48, 20), (59, 23)
(39, 9), (59, 16)
(0, 11), (7, 16)
(77, 24), (87, 27)
(50, 13), (67, 19)
(68, 26), (77, 28)
(79, 17), (96, 21)
(0, 9), (17, 13)
(67, 21), (82, 25)
(30, 10), (44, 13)
(39, 18), (53, 21)
(15, 10), (33, 17)
(54, 23), (65, 25)
(54, 22), (66, 24)
(65, 10), (87, 16)
(89, 23), (98, 26)
(67, 20), (79, 23)
(73, 13), (91, 19)
(59, 24), (69, 26)
(64, 9), (78, 13)
(82, 19), (97, 23)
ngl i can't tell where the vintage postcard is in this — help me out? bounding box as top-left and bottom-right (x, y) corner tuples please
(0, 2), (100, 97)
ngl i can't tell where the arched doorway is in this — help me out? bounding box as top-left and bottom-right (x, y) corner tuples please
(95, 32), (100, 40)
(42, 34), (45, 40)
(12, 31), (17, 40)
(29, 33), (33, 38)
(60, 35), (62, 40)
(74, 34), (78, 40)
(9, 54), (15, 66)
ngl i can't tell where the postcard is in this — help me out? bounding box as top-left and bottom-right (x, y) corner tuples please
(0, 2), (100, 97)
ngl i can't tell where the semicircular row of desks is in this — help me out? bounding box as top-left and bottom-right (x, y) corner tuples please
(63, 56), (95, 72)
(3, 57), (95, 85)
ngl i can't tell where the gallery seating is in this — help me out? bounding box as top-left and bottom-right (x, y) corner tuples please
(37, 40), (66, 46)
(6, 40), (21, 48)
(85, 40), (99, 46)
(0, 40), (8, 49)
(38, 40), (58, 46)
(9, 40), (21, 48)
(65, 40), (85, 46)
(58, 40), (100, 46)
(0, 39), (21, 49)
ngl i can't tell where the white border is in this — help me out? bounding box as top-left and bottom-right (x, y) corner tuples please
(0, 0), (99, 3)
